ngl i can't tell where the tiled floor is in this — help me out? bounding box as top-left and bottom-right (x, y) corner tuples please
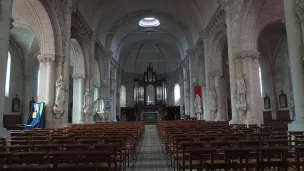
(128, 124), (172, 171)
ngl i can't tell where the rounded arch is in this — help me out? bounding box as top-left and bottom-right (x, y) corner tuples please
(240, 0), (284, 51)
(70, 38), (86, 77)
(12, 0), (55, 57)
(210, 29), (227, 73)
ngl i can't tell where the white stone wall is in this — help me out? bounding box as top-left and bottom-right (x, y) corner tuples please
(4, 43), (38, 119)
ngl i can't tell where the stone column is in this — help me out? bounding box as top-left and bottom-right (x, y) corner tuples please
(284, 0), (304, 131)
(235, 51), (263, 125)
(72, 75), (85, 124)
(23, 74), (32, 121)
(111, 67), (117, 122)
(178, 67), (184, 119)
(37, 55), (55, 128)
(187, 49), (195, 119)
(214, 74), (228, 121)
(183, 67), (190, 117)
(220, 0), (238, 124)
(100, 52), (111, 99)
(0, 0), (12, 136)
(116, 69), (121, 120)
(294, 1), (304, 45)
(94, 86), (101, 101)
(62, 0), (73, 127)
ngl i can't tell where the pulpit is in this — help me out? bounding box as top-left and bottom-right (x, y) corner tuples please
(134, 63), (166, 122)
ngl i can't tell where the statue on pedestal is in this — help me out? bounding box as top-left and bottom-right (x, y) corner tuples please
(83, 89), (93, 118)
(53, 75), (66, 118)
(208, 88), (217, 120)
(234, 74), (247, 120)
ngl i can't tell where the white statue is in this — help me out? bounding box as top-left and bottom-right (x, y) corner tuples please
(235, 74), (246, 104)
(208, 88), (217, 120)
(194, 94), (202, 114)
(83, 89), (93, 110)
(55, 75), (66, 107)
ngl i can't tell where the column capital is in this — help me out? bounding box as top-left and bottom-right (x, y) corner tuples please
(294, 2), (304, 23)
(208, 71), (223, 79)
(218, 0), (234, 10)
(233, 51), (260, 63)
(72, 74), (85, 80)
(38, 54), (55, 64)
(186, 49), (195, 58)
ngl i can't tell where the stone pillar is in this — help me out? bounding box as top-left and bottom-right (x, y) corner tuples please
(101, 52), (111, 99)
(62, 0), (73, 127)
(214, 74), (228, 121)
(183, 67), (190, 117)
(72, 75), (85, 124)
(23, 74), (32, 121)
(294, 1), (304, 45)
(284, 0), (304, 131)
(37, 55), (55, 128)
(220, 0), (238, 124)
(234, 51), (262, 125)
(94, 86), (101, 101)
(0, 0), (12, 136)
(116, 69), (121, 120)
(178, 67), (184, 119)
(111, 67), (117, 122)
(187, 49), (195, 119)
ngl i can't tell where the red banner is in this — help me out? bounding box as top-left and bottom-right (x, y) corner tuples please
(194, 86), (203, 116)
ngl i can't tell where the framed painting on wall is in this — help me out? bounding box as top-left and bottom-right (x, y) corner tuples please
(264, 93), (270, 109)
(279, 90), (288, 108)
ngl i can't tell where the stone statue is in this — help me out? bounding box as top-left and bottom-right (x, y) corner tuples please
(289, 92), (295, 120)
(194, 94), (202, 115)
(83, 89), (93, 118)
(55, 75), (66, 107)
(234, 74), (246, 105)
(208, 88), (217, 120)
(234, 74), (247, 120)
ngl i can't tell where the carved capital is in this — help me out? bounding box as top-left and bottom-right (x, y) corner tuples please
(233, 51), (260, 63)
(54, 55), (64, 68)
(294, 2), (304, 22)
(208, 71), (223, 79)
(186, 49), (195, 58)
(37, 54), (55, 65)
(72, 74), (85, 80)
(218, 0), (234, 10)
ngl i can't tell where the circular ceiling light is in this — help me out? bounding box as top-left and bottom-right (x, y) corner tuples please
(139, 17), (160, 27)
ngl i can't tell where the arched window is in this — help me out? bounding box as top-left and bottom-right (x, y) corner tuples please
(120, 85), (126, 107)
(259, 66), (263, 97)
(5, 52), (11, 97)
(174, 84), (180, 106)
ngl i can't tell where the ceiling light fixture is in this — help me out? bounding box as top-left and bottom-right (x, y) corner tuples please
(139, 17), (160, 27)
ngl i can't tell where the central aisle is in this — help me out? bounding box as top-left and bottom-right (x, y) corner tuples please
(128, 124), (172, 171)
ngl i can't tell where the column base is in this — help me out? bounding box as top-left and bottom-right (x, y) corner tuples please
(245, 117), (261, 125)
(288, 120), (304, 131)
(0, 127), (9, 138)
(229, 119), (240, 125)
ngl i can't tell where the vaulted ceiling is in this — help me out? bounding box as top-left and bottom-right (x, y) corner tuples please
(76, 0), (219, 73)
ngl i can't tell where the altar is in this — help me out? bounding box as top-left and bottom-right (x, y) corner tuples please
(134, 63), (167, 121)
(141, 112), (158, 122)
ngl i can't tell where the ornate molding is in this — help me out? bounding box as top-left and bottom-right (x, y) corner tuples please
(200, 8), (225, 39)
(208, 71), (223, 79)
(72, 74), (85, 80)
(233, 51), (260, 63)
(218, 0), (234, 10)
(37, 54), (55, 65)
(294, 2), (304, 23)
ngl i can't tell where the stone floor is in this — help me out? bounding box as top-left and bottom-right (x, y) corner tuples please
(127, 124), (172, 171)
